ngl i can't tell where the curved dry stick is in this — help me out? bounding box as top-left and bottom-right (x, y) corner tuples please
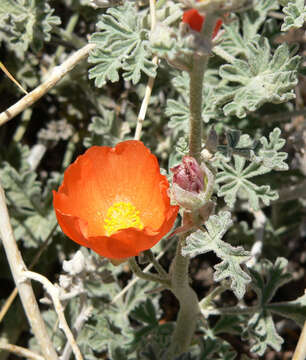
(292, 320), (306, 360)
(24, 270), (83, 360)
(0, 343), (44, 360)
(61, 305), (93, 360)
(0, 184), (59, 360)
(0, 43), (96, 127)
(0, 222), (58, 323)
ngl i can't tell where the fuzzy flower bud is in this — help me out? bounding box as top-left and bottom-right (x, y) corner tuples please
(170, 156), (209, 211)
(171, 156), (205, 193)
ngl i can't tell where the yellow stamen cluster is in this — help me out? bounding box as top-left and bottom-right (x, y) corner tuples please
(104, 201), (144, 236)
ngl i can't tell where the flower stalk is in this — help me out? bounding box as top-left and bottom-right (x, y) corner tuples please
(167, 234), (199, 358)
(188, 54), (207, 162)
(168, 11), (218, 357)
(128, 257), (171, 288)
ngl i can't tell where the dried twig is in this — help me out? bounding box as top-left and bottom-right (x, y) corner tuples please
(0, 61), (28, 95)
(134, 0), (158, 140)
(24, 270), (83, 360)
(0, 343), (44, 360)
(0, 183), (59, 360)
(61, 304), (93, 360)
(292, 320), (306, 360)
(246, 209), (266, 267)
(0, 222), (58, 323)
(0, 43), (96, 127)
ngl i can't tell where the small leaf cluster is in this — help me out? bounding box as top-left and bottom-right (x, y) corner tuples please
(281, 0), (306, 31)
(216, 39), (300, 118)
(88, 2), (156, 87)
(182, 211), (251, 299)
(0, 144), (60, 247)
(0, 0), (60, 58)
(244, 258), (306, 355)
(214, 128), (288, 210)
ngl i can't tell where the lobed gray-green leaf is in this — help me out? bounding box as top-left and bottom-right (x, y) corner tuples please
(182, 211), (251, 299)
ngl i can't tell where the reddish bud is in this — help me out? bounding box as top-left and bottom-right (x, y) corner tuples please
(171, 156), (205, 193)
(170, 156), (208, 211)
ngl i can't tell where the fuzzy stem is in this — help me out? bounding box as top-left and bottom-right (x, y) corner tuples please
(188, 54), (207, 162)
(128, 257), (171, 287)
(144, 249), (168, 277)
(169, 13), (219, 357)
(188, 12), (218, 160)
(167, 234), (199, 358)
(201, 305), (258, 317)
(199, 284), (228, 310)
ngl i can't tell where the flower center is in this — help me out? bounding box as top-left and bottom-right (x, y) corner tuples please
(104, 201), (144, 236)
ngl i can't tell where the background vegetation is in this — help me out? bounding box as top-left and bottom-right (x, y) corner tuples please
(0, 0), (305, 359)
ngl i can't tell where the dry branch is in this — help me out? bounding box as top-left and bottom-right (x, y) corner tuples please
(0, 183), (59, 360)
(0, 343), (44, 360)
(24, 270), (83, 360)
(0, 43), (95, 127)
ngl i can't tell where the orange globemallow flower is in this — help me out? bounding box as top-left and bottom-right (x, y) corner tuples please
(53, 141), (179, 260)
(182, 8), (223, 38)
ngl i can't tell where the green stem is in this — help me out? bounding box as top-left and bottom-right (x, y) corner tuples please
(144, 249), (169, 278)
(167, 234), (199, 358)
(13, 108), (32, 142)
(188, 12), (219, 160)
(201, 305), (258, 316)
(188, 54), (208, 162)
(168, 13), (219, 357)
(199, 284), (228, 310)
(128, 257), (170, 287)
(62, 132), (79, 170)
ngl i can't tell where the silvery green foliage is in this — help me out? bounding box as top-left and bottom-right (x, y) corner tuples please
(246, 312), (283, 356)
(217, 39), (300, 118)
(0, 0), (305, 358)
(84, 110), (118, 147)
(0, 0), (60, 58)
(83, 108), (131, 147)
(0, 144), (60, 247)
(281, 0), (306, 31)
(215, 128), (288, 210)
(165, 0), (300, 129)
(182, 211), (251, 299)
(218, 0), (280, 57)
(212, 0), (300, 118)
(88, 2), (156, 87)
(243, 258), (304, 355)
(29, 249), (163, 358)
(165, 71), (223, 138)
(140, 333), (237, 360)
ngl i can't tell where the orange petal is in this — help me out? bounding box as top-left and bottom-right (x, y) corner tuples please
(53, 191), (89, 247)
(182, 9), (205, 32)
